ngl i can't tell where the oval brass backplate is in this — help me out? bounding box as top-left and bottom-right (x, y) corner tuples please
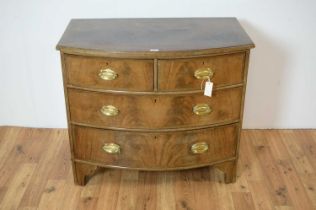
(102, 143), (120, 154)
(193, 104), (212, 116)
(100, 105), (119, 117)
(194, 67), (214, 80)
(191, 142), (209, 154)
(99, 68), (118, 80)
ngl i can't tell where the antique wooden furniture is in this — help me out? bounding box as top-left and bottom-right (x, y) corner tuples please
(56, 18), (255, 186)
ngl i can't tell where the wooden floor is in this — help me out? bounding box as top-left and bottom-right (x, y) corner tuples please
(0, 127), (315, 210)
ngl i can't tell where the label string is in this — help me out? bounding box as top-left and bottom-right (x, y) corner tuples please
(200, 76), (211, 90)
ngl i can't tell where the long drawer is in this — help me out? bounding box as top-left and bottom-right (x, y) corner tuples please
(73, 124), (238, 169)
(68, 87), (243, 129)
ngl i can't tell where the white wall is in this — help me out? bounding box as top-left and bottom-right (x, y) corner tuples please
(0, 0), (315, 129)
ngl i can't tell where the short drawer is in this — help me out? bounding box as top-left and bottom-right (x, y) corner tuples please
(64, 55), (154, 91)
(73, 124), (238, 169)
(158, 53), (245, 90)
(68, 87), (242, 129)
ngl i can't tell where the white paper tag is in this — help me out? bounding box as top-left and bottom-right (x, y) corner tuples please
(204, 81), (213, 97)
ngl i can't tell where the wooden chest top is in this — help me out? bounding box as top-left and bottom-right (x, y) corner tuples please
(56, 18), (254, 57)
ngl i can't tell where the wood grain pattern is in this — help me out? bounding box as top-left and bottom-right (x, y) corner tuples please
(73, 124), (238, 170)
(56, 18), (254, 58)
(60, 52), (78, 186)
(65, 55), (154, 91)
(0, 127), (315, 210)
(68, 86), (243, 129)
(158, 52), (245, 90)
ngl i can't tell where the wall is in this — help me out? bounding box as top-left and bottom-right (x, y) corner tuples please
(0, 0), (315, 128)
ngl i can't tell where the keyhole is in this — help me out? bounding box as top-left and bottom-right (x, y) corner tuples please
(154, 98), (157, 103)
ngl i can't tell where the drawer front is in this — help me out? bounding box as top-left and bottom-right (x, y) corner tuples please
(68, 87), (242, 129)
(73, 124), (238, 169)
(64, 55), (154, 91)
(158, 53), (245, 90)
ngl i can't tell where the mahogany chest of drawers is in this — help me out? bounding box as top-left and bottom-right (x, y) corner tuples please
(57, 18), (254, 186)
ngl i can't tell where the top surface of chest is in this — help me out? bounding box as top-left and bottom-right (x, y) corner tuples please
(56, 18), (254, 57)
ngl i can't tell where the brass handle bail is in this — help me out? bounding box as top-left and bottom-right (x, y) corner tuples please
(191, 142), (209, 154)
(99, 68), (118, 80)
(100, 105), (119, 116)
(102, 143), (120, 154)
(193, 104), (212, 116)
(194, 67), (214, 80)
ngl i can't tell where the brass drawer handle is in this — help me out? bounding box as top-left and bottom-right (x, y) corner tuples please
(194, 67), (214, 80)
(99, 68), (118, 80)
(100, 105), (119, 116)
(191, 142), (209, 154)
(102, 143), (120, 154)
(193, 104), (212, 116)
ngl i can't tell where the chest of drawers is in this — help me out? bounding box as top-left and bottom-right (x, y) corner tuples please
(57, 18), (254, 186)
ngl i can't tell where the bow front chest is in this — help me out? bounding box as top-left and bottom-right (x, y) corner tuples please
(57, 18), (254, 185)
